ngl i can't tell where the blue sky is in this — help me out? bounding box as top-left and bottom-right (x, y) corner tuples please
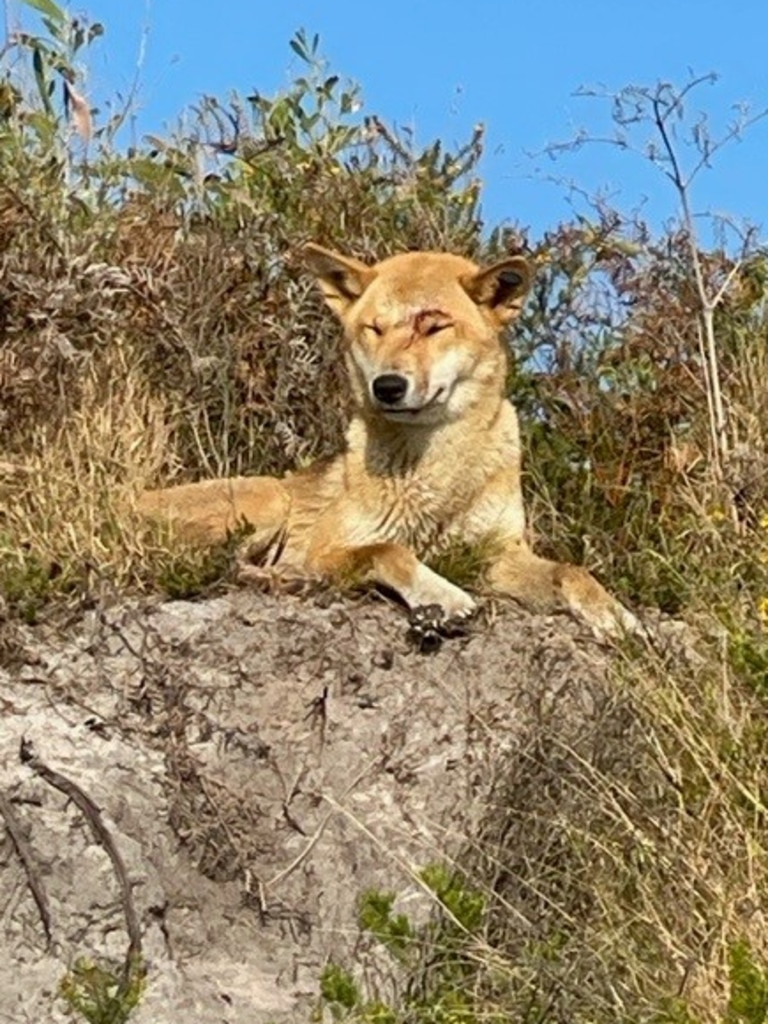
(10, 0), (768, 239)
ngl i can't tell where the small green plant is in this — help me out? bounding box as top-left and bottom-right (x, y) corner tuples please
(317, 869), (490, 1023)
(358, 889), (414, 961)
(149, 533), (241, 600)
(419, 864), (485, 932)
(650, 997), (702, 1024)
(320, 962), (361, 1019)
(0, 542), (65, 623)
(729, 628), (768, 700)
(726, 939), (768, 1024)
(59, 955), (145, 1024)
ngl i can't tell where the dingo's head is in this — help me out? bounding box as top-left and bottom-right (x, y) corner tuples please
(304, 244), (532, 427)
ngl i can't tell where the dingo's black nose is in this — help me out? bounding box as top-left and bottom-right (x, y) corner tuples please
(372, 374), (408, 405)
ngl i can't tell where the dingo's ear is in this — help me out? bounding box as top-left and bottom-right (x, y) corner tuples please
(303, 243), (375, 317)
(462, 256), (532, 324)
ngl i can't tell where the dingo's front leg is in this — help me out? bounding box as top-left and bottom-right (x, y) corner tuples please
(488, 543), (639, 637)
(308, 540), (477, 618)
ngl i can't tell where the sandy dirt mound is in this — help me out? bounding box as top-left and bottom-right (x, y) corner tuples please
(0, 590), (616, 1023)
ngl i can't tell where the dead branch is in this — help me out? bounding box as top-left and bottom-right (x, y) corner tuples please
(19, 738), (142, 964)
(0, 790), (52, 948)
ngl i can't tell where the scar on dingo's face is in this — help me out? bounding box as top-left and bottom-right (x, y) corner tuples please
(410, 308), (452, 336)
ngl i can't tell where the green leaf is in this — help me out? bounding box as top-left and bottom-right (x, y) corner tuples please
(20, 0), (66, 24)
(289, 37), (308, 63)
(32, 46), (54, 116)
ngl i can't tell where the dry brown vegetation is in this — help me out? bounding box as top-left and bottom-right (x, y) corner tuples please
(2, 8), (768, 1023)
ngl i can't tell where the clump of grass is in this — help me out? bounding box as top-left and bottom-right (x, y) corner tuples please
(1, 358), (167, 610)
(0, 351), (244, 613)
(428, 534), (505, 593)
(317, 635), (768, 1023)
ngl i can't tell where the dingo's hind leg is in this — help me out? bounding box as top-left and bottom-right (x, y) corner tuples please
(138, 476), (291, 553)
(489, 544), (639, 637)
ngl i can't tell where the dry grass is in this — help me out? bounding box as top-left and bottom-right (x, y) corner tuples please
(469, 633), (768, 1023)
(0, 346), (248, 616)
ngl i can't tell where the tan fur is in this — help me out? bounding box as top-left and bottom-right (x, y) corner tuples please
(138, 244), (638, 635)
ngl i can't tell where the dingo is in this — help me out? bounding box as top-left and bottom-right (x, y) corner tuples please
(139, 244), (637, 636)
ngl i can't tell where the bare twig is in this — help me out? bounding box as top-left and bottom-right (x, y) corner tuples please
(553, 77), (768, 516)
(106, 0), (150, 143)
(19, 739), (142, 964)
(0, 790), (52, 948)
(648, 88), (730, 486)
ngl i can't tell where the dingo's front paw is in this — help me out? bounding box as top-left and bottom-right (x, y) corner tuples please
(406, 602), (476, 654)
